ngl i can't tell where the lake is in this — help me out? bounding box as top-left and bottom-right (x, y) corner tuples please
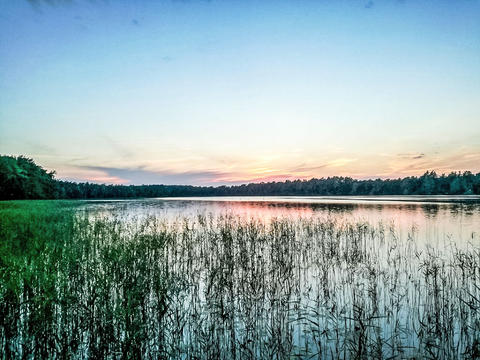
(2, 196), (480, 359)
(80, 195), (480, 248)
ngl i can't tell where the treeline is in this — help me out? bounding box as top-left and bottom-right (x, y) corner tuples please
(1, 155), (480, 200)
(0, 156), (58, 200)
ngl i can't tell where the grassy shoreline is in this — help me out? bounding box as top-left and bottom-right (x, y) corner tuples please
(1, 201), (479, 359)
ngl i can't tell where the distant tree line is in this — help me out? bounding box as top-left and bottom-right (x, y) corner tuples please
(1, 155), (480, 200)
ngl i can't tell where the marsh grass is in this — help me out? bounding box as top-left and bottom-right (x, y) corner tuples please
(0, 202), (479, 359)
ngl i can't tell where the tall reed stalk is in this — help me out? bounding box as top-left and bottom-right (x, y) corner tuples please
(1, 202), (479, 359)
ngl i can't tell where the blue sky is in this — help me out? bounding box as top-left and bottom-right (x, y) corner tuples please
(1, 0), (479, 185)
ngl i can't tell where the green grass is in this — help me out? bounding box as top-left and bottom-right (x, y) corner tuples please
(0, 201), (479, 359)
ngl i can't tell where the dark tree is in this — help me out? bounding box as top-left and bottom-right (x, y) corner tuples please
(0, 156), (58, 200)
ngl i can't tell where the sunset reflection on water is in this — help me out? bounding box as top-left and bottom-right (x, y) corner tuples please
(79, 196), (480, 246)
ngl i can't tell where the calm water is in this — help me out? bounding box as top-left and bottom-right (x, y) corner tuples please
(79, 196), (480, 247)
(4, 196), (479, 358)
(71, 195), (480, 358)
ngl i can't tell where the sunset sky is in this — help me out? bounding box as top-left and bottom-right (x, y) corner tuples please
(1, 0), (479, 185)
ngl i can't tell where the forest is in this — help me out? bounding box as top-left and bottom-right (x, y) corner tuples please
(1, 155), (480, 200)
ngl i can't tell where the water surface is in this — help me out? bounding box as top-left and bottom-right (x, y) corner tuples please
(80, 195), (480, 247)
(4, 197), (480, 358)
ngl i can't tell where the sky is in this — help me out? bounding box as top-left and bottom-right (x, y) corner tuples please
(1, 0), (479, 185)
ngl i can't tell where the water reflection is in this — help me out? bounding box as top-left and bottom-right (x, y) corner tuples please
(4, 197), (480, 358)
(78, 196), (480, 246)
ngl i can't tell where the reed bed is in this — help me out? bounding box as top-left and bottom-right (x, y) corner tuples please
(0, 202), (479, 359)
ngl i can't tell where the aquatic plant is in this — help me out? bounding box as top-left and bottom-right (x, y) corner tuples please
(0, 202), (479, 359)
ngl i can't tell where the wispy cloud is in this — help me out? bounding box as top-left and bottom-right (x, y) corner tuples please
(61, 163), (315, 186)
(397, 152), (426, 160)
(25, 142), (58, 156)
(384, 148), (480, 178)
(102, 136), (135, 159)
(288, 164), (327, 173)
(327, 158), (356, 168)
(67, 165), (236, 186)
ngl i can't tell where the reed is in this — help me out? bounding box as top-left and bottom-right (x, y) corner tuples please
(0, 201), (479, 359)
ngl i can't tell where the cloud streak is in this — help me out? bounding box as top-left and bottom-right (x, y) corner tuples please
(61, 164), (314, 186)
(69, 165), (237, 186)
(397, 153), (426, 160)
